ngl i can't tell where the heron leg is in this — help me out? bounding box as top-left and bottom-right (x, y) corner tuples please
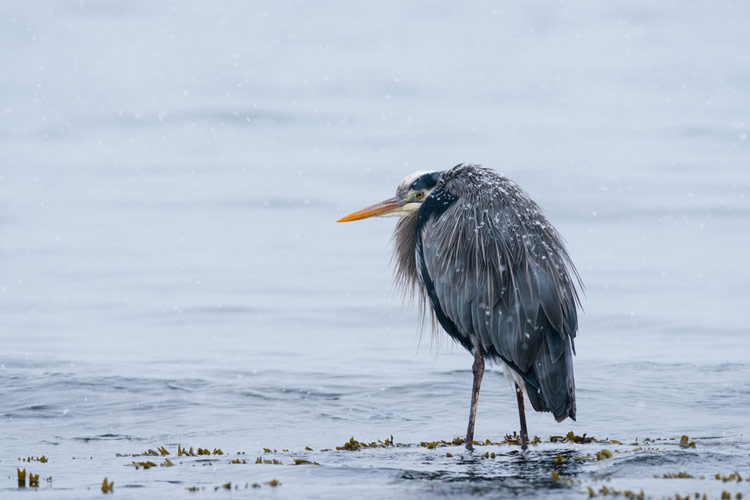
(515, 383), (529, 449)
(464, 347), (484, 450)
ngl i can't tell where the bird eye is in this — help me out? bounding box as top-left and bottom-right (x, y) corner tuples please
(416, 192), (424, 199)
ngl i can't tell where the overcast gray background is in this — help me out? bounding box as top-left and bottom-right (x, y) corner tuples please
(1, 1), (749, 498)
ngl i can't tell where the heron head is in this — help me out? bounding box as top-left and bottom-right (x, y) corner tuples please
(337, 170), (442, 222)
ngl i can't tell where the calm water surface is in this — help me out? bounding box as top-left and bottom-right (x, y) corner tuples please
(1, 1), (749, 498)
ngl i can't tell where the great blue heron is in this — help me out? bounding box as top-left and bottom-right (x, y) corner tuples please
(338, 164), (581, 450)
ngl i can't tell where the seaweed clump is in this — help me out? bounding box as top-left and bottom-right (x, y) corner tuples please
(420, 437), (464, 449)
(502, 432), (543, 445)
(131, 461), (157, 470)
(679, 435), (696, 449)
(16, 469), (41, 488)
(418, 434), (541, 449)
(337, 435), (394, 451)
(117, 445), (178, 458)
(172, 445), (225, 456)
(550, 431), (595, 444)
(657, 472), (694, 479)
(101, 477), (114, 494)
(715, 472), (743, 483)
(587, 485), (643, 499)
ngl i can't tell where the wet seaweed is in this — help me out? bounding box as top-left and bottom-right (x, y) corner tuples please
(419, 437), (463, 449)
(29, 433), (748, 497)
(657, 472), (695, 479)
(178, 445), (195, 456)
(16, 468), (50, 489)
(679, 435), (697, 449)
(715, 472), (743, 483)
(336, 435), (395, 451)
(412, 433), (543, 449)
(117, 448), (162, 457)
(131, 460), (157, 470)
(101, 477), (114, 494)
(669, 493), (742, 500)
(294, 458), (320, 465)
(550, 431), (596, 444)
(587, 485), (644, 499)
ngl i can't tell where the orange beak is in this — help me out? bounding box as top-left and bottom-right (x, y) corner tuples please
(337, 197), (403, 222)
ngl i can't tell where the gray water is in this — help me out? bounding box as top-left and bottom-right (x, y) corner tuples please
(2, 1), (749, 498)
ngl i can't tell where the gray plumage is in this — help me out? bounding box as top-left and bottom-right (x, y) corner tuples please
(393, 164), (582, 422)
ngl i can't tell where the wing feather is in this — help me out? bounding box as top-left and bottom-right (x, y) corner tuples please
(415, 164), (581, 421)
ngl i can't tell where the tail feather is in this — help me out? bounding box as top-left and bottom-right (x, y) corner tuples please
(523, 311), (576, 421)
